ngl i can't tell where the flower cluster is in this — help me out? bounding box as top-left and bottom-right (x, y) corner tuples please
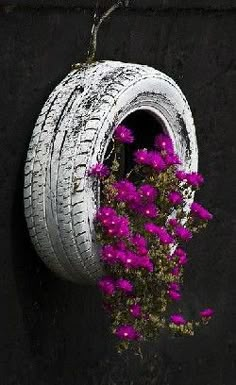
(89, 124), (214, 354)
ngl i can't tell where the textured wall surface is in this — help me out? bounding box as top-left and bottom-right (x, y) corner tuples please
(0, 1), (235, 384)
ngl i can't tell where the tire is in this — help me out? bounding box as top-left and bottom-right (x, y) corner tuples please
(24, 60), (198, 284)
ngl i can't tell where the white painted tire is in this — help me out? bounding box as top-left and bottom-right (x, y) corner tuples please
(24, 60), (198, 284)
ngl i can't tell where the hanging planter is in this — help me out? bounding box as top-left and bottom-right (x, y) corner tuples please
(24, 60), (198, 283)
(24, 1), (214, 353)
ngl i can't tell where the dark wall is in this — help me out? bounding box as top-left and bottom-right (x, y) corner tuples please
(0, 1), (236, 384)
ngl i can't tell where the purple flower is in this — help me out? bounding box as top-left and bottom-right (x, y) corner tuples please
(168, 283), (182, 301)
(118, 250), (139, 269)
(113, 180), (137, 203)
(168, 191), (183, 206)
(148, 151), (166, 171)
(130, 234), (148, 255)
(164, 153), (182, 167)
(171, 267), (181, 277)
(175, 170), (187, 181)
(97, 213), (119, 229)
(116, 216), (130, 238)
(96, 207), (117, 224)
(102, 214), (120, 235)
(155, 226), (174, 245)
(101, 245), (118, 264)
(101, 213), (130, 238)
(169, 282), (181, 292)
(173, 248), (188, 265)
(191, 202), (213, 221)
(168, 218), (178, 227)
(170, 314), (186, 325)
(114, 125), (134, 144)
(88, 163), (110, 178)
(138, 184), (158, 202)
(115, 325), (140, 340)
(169, 290), (182, 301)
(116, 278), (134, 293)
(200, 308), (214, 319)
(130, 233), (147, 249)
(130, 304), (142, 318)
(140, 203), (158, 218)
(186, 172), (204, 188)
(154, 134), (174, 154)
(126, 191), (142, 211)
(137, 256), (154, 272)
(174, 248), (186, 258)
(144, 222), (159, 234)
(98, 277), (116, 296)
(174, 225), (192, 241)
(134, 149), (150, 165)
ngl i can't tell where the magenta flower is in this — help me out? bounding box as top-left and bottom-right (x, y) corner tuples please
(174, 225), (192, 241)
(88, 163), (110, 178)
(154, 134), (174, 154)
(174, 248), (186, 258)
(101, 213), (130, 238)
(155, 226), (174, 245)
(164, 153), (182, 167)
(101, 213), (120, 234)
(168, 191), (183, 206)
(114, 125), (134, 144)
(115, 325), (140, 340)
(173, 248), (188, 265)
(97, 206), (116, 217)
(138, 246), (149, 256)
(140, 203), (158, 218)
(116, 216), (130, 238)
(126, 191), (142, 211)
(134, 149), (150, 165)
(175, 170), (187, 181)
(101, 245), (118, 264)
(97, 214), (118, 229)
(96, 207), (117, 224)
(191, 202), (213, 221)
(168, 218), (178, 227)
(116, 278), (134, 293)
(148, 151), (166, 171)
(130, 303), (142, 318)
(169, 290), (182, 301)
(144, 222), (159, 234)
(170, 314), (186, 325)
(171, 266), (181, 277)
(98, 277), (116, 296)
(200, 308), (214, 319)
(113, 180), (137, 203)
(168, 283), (182, 301)
(137, 256), (154, 272)
(186, 172), (204, 188)
(138, 184), (158, 202)
(130, 234), (148, 255)
(169, 282), (181, 292)
(118, 250), (138, 269)
(130, 233), (147, 249)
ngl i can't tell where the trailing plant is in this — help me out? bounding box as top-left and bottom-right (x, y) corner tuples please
(89, 125), (214, 354)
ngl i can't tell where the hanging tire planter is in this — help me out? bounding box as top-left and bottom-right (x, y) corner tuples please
(24, 60), (198, 284)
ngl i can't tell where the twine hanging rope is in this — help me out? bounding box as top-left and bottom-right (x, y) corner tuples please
(73, 0), (131, 68)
